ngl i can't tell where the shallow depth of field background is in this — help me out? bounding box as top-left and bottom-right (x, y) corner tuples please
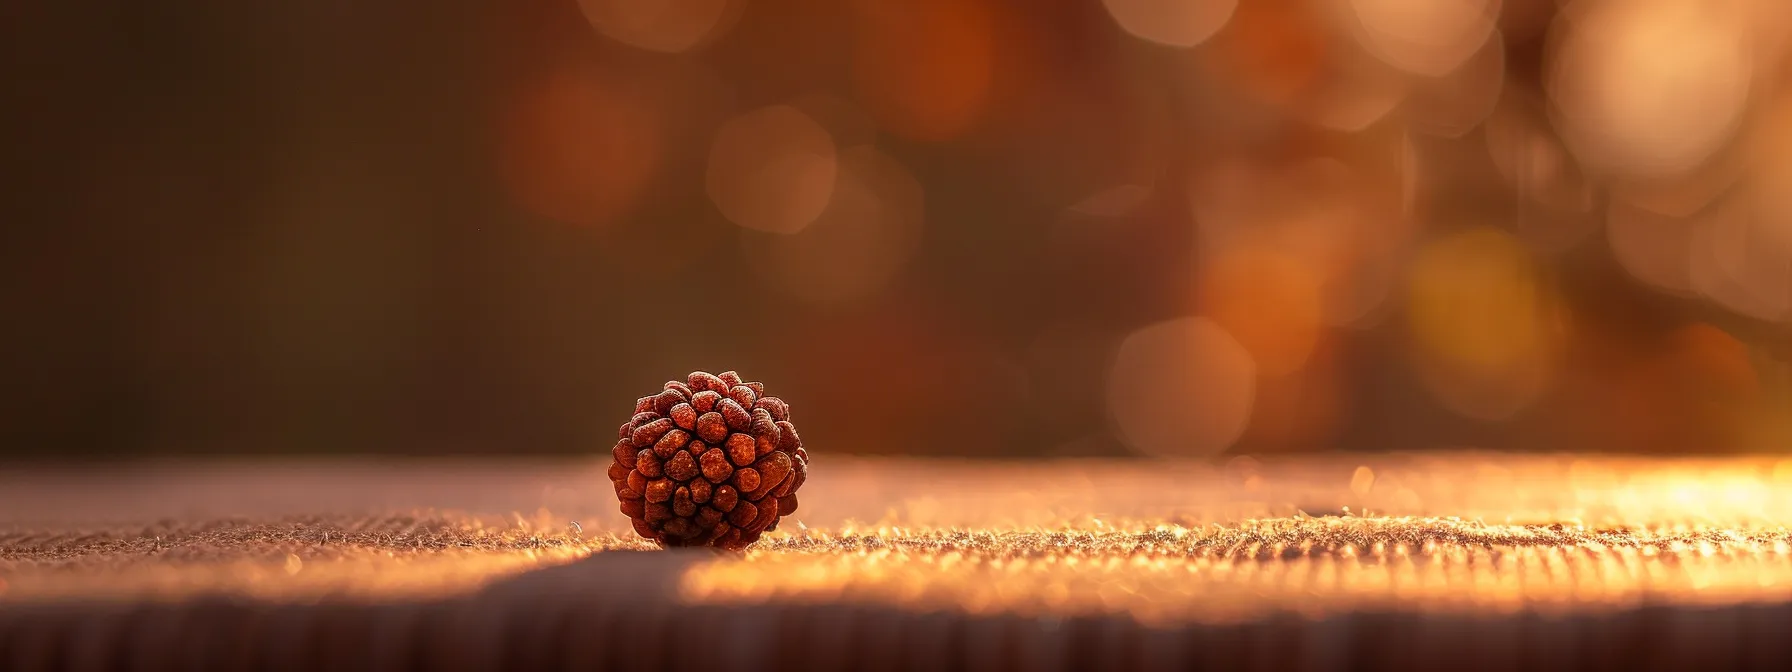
(2, 0), (1790, 460)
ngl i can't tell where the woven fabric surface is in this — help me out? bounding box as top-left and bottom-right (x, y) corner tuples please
(6, 454), (1792, 670)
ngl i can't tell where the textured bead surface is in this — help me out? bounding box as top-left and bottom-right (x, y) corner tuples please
(610, 371), (807, 551)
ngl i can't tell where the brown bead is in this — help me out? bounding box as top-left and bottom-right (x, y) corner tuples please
(775, 420), (801, 452)
(614, 371), (805, 551)
(700, 449), (734, 483)
(713, 485), (739, 512)
(631, 418), (674, 447)
(732, 468), (760, 494)
(664, 450), (699, 482)
(691, 390), (722, 413)
(753, 452), (792, 496)
(749, 407), (777, 434)
(721, 399), (751, 431)
(727, 500), (758, 527)
(663, 517), (699, 539)
(695, 412), (729, 443)
(729, 385), (757, 408)
(652, 389), (684, 415)
(635, 450), (663, 477)
(751, 409), (779, 455)
(697, 506), (724, 529)
(644, 503), (673, 523)
(645, 478), (675, 503)
(611, 440), (637, 467)
(688, 371), (727, 393)
(653, 428), (689, 459)
(669, 403), (698, 431)
(721, 434), (752, 467)
(791, 453), (808, 483)
(774, 466), (800, 498)
(673, 486), (696, 517)
(700, 524), (727, 542)
(754, 397), (789, 422)
(749, 497), (780, 532)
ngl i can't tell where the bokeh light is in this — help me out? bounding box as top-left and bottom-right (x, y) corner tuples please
(1547, 0), (1754, 179)
(1555, 321), (1767, 454)
(1649, 323), (1766, 451)
(1197, 234), (1324, 378)
(1398, 27), (1504, 138)
(576, 0), (742, 53)
(1688, 195), (1792, 323)
(850, 0), (997, 142)
(1745, 92), (1792, 263)
(1406, 227), (1560, 420)
(1668, 323), (1761, 404)
(1610, 155), (1745, 220)
(1107, 317), (1256, 458)
(1296, 49), (1408, 132)
(1190, 157), (1409, 330)
(1200, 0), (1330, 108)
(1101, 0), (1237, 49)
(1348, 0), (1501, 77)
(20, 0), (1792, 461)
(741, 145), (924, 304)
(496, 64), (660, 228)
(706, 104), (839, 235)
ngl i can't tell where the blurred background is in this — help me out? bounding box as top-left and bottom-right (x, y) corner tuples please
(2, 0), (1790, 461)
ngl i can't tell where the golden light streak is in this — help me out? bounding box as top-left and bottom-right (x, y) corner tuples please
(11, 455), (1792, 626)
(679, 519), (1792, 626)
